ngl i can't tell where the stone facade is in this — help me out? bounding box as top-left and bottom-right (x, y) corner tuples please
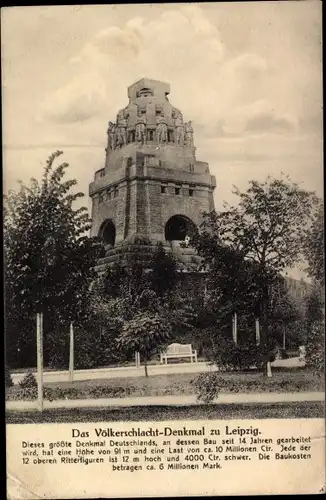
(89, 78), (216, 268)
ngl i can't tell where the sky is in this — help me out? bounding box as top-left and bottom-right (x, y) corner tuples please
(1, 2), (323, 279)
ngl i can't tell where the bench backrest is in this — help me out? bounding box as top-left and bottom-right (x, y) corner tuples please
(165, 343), (193, 355)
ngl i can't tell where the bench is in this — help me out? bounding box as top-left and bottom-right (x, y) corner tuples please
(160, 343), (197, 364)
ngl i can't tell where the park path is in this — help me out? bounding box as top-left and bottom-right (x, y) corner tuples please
(11, 362), (216, 385)
(11, 358), (305, 385)
(6, 391), (324, 412)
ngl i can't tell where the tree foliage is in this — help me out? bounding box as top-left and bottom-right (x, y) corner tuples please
(117, 311), (172, 376)
(190, 176), (315, 373)
(300, 197), (324, 374)
(302, 197), (324, 286)
(149, 243), (179, 298)
(304, 285), (324, 375)
(4, 151), (102, 368)
(206, 176), (313, 273)
(90, 245), (196, 375)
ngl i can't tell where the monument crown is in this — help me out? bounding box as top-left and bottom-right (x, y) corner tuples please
(106, 77), (192, 155)
(127, 78), (170, 101)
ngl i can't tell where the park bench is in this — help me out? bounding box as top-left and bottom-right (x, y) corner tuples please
(160, 343), (197, 364)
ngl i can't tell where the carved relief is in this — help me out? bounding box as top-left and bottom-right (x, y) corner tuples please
(185, 120), (194, 148)
(116, 111), (127, 147)
(156, 116), (168, 145)
(172, 108), (180, 119)
(106, 102), (195, 149)
(107, 121), (116, 150)
(174, 112), (185, 146)
(135, 116), (147, 145)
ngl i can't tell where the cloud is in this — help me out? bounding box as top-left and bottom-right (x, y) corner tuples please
(200, 100), (296, 139)
(41, 72), (107, 123)
(245, 112), (295, 134)
(40, 6), (228, 126)
(71, 23), (144, 65)
(225, 53), (268, 75)
(37, 3), (317, 148)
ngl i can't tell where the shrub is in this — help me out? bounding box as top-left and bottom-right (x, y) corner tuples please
(88, 386), (130, 399)
(5, 365), (13, 388)
(206, 337), (264, 372)
(191, 373), (220, 403)
(6, 387), (37, 401)
(306, 319), (324, 375)
(74, 326), (130, 370)
(19, 371), (37, 388)
(133, 236), (151, 246)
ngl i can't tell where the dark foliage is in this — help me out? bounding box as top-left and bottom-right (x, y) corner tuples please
(18, 371), (37, 389)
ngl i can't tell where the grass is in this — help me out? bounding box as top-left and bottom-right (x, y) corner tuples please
(7, 368), (324, 402)
(47, 367), (324, 394)
(6, 401), (324, 424)
(10, 357), (206, 373)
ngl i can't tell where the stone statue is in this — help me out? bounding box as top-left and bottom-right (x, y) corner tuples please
(174, 113), (185, 146)
(116, 111), (127, 147)
(185, 120), (194, 148)
(107, 121), (116, 150)
(135, 117), (147, 145)
(156, 116), (168, 145)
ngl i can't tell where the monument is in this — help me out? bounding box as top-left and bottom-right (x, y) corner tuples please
(89, 78), (216, 272)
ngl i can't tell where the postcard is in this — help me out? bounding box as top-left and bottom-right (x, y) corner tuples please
(3, 2), (324, 498)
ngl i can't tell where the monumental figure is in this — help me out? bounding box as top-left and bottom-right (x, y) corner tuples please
(107, 121), (116, 150)
(135, 117), (147, 145)
(185, 120), (194, 148)
(116, 111), (127, 147)
(175, 112), (185, 146)
(156, 116), (168, 145)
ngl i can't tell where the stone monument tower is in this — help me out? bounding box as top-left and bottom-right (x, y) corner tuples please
(89, 78), (216, 271)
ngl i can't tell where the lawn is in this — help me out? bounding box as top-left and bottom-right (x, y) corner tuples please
(6, 401), (324, 424)
(6, 368), (324, 402)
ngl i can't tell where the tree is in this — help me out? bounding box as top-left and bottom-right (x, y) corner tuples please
(267, 277), (302, 349)
(302, 197), (324, 286)
(95, 245), (195, 374)
(149, 242), (178, 298)
(192, 176), (314, 374)
(117, 307), (172, 377)
(301, 196), (324, 375)
(4, 151), (102, 368)
(304, 285), (324, 374)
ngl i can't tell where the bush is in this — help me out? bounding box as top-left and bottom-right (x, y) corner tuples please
(19, 371), (37, 388)
(6, 387), (37, 401)
(206, 337), (264, 372)
(74, 326), (130, 370)
(191, 373), (220, 403)
(43, 387), (79, 401)
(6, 383), (136, 402)
(306, 320), (324, 375)
(5, 365), (13, 388)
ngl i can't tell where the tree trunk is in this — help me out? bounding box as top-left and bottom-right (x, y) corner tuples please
(261, 283), (272, 377)
(144, 359), (148, 377)
(283, 327), (286, 350)
(255, 317), (260, 346)
(69, 322), (74, 383)
(36, 311), (44, 412)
